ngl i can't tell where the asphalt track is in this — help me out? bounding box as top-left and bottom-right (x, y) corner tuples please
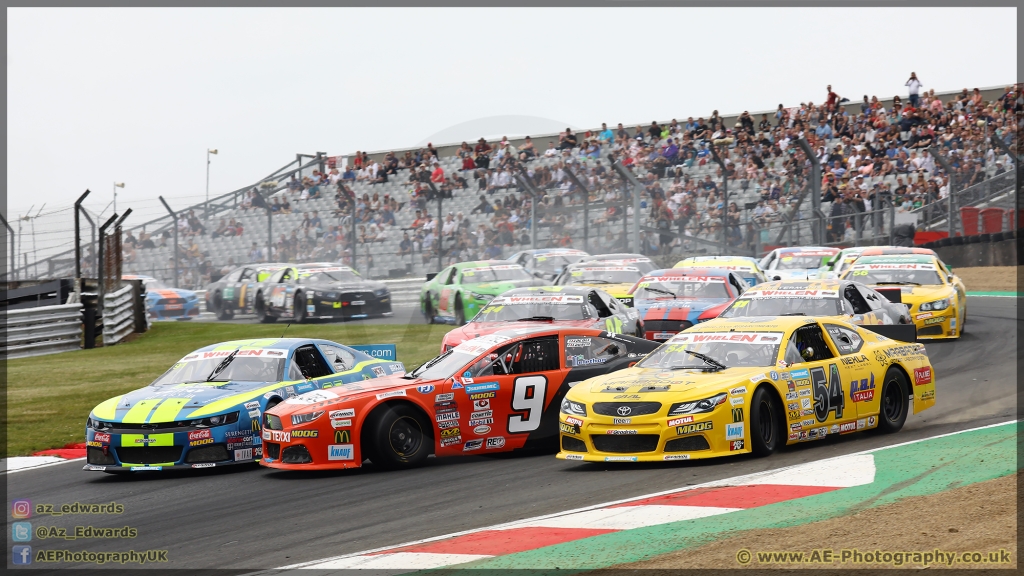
(7, 296), (1018, 572)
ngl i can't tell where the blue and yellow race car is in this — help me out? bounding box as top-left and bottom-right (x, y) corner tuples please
(83, 338), (403, 473)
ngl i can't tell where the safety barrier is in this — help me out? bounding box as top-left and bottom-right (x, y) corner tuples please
(102, 284), (136, 345)
(0, 304), (83, 359)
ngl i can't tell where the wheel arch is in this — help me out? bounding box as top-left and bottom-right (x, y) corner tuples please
(360, 399), (435, 455)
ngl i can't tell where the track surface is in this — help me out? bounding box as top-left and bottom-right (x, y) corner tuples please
(7, 297), (1017, 572)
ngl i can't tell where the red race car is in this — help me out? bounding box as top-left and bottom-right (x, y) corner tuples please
(261, 326), (659, 471)
(439, 286), (644, 352)
(628, 268), (749, 342)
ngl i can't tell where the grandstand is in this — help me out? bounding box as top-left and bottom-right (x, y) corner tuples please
(16, 82), (1020, 288)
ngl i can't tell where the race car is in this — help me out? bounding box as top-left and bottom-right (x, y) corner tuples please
(204, 263), (290, 320)
(420, 261), (542, 325)
(856, 246), (938, 258)
(508, 248), (591, 281)
(556, 315), (935, 463)
(554, 262), (646, 307)
(251, 263), (354, 323)
(261, 327), (660, 471)
(840, 254), (966, 339)
(440, 286), (643, 352)
(759, 247), (841, 281)
(124, 274), (201, 320)
(674, 256), (768, 288)
(577, 253), (657, 274)
(718, 280), (914, 339)
(83, 338), (403, 473)
(254, 265), (390, 323)
(629, 268), (749, 342)
(818, 247), (871, 280)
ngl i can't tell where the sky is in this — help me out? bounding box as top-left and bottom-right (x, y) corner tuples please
(5, 7), (1017, 262)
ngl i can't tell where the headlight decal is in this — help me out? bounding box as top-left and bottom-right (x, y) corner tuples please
(668, 393), (728, 416)
(560, 398), (588, 416)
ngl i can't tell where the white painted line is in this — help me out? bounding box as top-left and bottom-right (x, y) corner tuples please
(721, 453), (876, 488)
(2, 456), (87, 474)
(309, 552), (492, 570)
(508, 505), (741, 531)
(265, 419), (1016, 572)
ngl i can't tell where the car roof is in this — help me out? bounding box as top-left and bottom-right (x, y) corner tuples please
(520, 248), (589, 256)
(643, 268), (736, 278)
(456, 260), (521, 270)
(676, 257), (760, 269)
(741, 279), (844, 294)
(504, 285), (593, 296)
(190, 338), (325, 354)
(776, 247), (841, 256)
(564, 261), (640, 271)
(856, 254), (935, 264)
(692, 315), (818, 333)
(581, 253), (650, 261)
(859, 247), (936, 256)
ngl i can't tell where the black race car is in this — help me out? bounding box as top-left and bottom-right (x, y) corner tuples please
(204, 262), (291, 320)
(255, 265), (392, 323)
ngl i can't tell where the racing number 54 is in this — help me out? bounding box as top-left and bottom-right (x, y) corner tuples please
(508, 376), (548, 433)
(810, 364), (845, 422)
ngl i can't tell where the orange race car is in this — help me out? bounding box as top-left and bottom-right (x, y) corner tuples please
(261, 326), (659, 471)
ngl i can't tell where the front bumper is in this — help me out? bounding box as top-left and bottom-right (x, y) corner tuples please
(912, 308), (958, 339)
(149, 301), (200, 320)
(555, 408), (748, 462)
(83, 422), (262, 471)
(643, 320), (694, 342)
(306, 294), (392, 319)
(260, 424), (361, 470)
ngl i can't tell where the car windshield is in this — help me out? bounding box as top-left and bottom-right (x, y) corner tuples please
(406, 335), (510, 380)
(472, 294), (594, 321)
(566, 266), (642, 285)
(836, 257), (861, 273)
(633, 277), (731, 299)
(849, 264), (943, 286)
(531, 254), (586, 274)
(151, 353), (285, 385)
(639, 331), (783, 369)
(461, 265), (532, 283)
(722, 296), (843, 317)
(144, 279), (170, 290)
(301, 268), (361, 283)
(776, 255), (832, 270)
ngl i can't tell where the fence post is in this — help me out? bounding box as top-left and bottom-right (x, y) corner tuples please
(157, 196), (179, 289)
(888, 201), (896, 245)
(929, 146), (957, 237)
(97, 213), (118, 303)
(73, 190), (90, 281)
(563, 166), (591, 251)
(610, 160), (644, 253)
(513, 173), (539, 250)
(794, 137), (824, 244)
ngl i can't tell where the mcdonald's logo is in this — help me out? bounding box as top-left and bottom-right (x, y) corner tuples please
(732, 408), (744, 423)
(252, 419), (261, 432)
(334, 430), (350, 443)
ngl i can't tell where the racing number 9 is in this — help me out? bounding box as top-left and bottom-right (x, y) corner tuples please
(508, 376), (547, 433)
(810, 364), (845, 422)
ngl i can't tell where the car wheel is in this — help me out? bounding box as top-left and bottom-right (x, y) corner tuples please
(363, 404), (432, 470)
(424, 297), (436, 324)
(959, 309), (967, 335)
(214, 292), (233, 321)
(876, 367), (909, 434)
(454, 296), (465, 326)
(294, 292), (307, 324)
(255, 293), (276, 324)
(634, 322), (645, 339)
(750, 386), (783, 457)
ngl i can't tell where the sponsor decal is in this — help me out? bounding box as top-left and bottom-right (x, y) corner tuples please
(731, 407), (744, 422)
(375, 390), (407, 400)
(486, 437), (506, 449)
(800, 397), (812, 410)
(192, 463), (215, 468)
(291, 430), (318, 438)
(565, 416), (584, 426)
(86, 441), (102, 447)
(248, 409), (261, 419)
(801, 419), (814, 427)
(786, 391), (798, 400)
(331, 419), (351, 429)
(788, 410), (801, 420)
(435, 412), (459, 422)
(801, 409), (815, 416)
(789, 432), (800, 441)
(451, 381), (464, 389)
(725, 423), (744, 440)
(730, 396), (744, 406)
(560, 422), (581, 435)
(225, 430), (252, 438)
(372, 366), (386, 377)
(808, 428), (819, 439)
(130, 466), (162, 471)
(329, 408), (355, 419)
(604, 456), (639, 462)
(473, 425), (491, 435)
(607, 429), (638, 435)
(850, 374), (876, 402)
(749, 373), (766, 383)
(798, 388), (811, 397)
(566, 337), (592, 348)
(93, 433), (111, 443)
(437, 420), (459, 429)
(856, 418), (866, 430)
(189, 438), (213, 447)
(416, 385), (435, 394)
(435, 401), (459, 414)
(729, 386), (747, 395)
(244, 401), (260, 410)
(667, 416), (694, 426)
(463, 439), (483, 451)
(914, 367), (932, 386)
(921, 389), (935, 401)
(234, 448), (253, 461)
(440, 435), (463, 447)
(565, 454), (585, 460)
(227, 439), (253, 449)
(469, 418), (494, 427)
(915, 312), (933, 320)
(465, 382), (500, 394)
(830, 424), (840, 434)
(434, 393), (455, 402)
(469, 391), (496, 400)
(134, 438), (157, 444)
(769, 371), (779, 380)
(839, 421), (858, 434)
(730, 440), (745, 451)
(328, 444), (354, 460)
(334, 430), (351, 443)
(923, 317), (945, 325)
(613, 417), (632, 425)
(472, 399), (491, 410)
(263, 430), (290, 442)
(440, 427), (461, 438)
(787, 402), (798, 411)
(663, 454), (691, 461)
(284, 390), (338, 405)
(867, 416), (877, 428)
(676, 422), (713, 435)
(789, 368), (810, 379)
(470, 410), (493, 420)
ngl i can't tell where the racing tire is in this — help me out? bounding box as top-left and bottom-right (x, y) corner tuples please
(363, 404), (433, 470)
(749, 386), (784, 457)
(959, 309), (967, 335)
(294, 293), (307, 324)
(213, 292), (234, 321)
(454, 296), (465, 326)
(634, 322), (645, 339)
(423, 298), (437, 324)
(255, 293), (276, 324)
(876, 367), (909, 434)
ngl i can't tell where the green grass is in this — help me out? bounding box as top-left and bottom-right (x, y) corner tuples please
(4, 321), (449, 457)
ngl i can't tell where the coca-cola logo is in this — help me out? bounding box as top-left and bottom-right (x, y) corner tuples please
(188, 429), (212, 441)
(93, 433), (111, 443)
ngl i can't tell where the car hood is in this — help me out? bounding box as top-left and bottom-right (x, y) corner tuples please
(869, 284), (952, 305)
(266, 375), (424, 417)
(446, 319), (594, 347)
(90, 380), (289, 423)
(567, 365), (769, 402)
(635, 298), (730, 316)
(574, 282), (636, 297)
(307, 281), (385, 293)
(465, 279), (538, 294)
(770, 269), (822, 281)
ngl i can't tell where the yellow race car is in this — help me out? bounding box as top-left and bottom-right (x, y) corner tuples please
(554, 261), (645, 307)
(840, 254), (966, 339)
(556, 315), (935, 463)
(674, 256), (768, 288)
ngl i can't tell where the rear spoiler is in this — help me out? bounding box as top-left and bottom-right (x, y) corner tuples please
(874, 287), (903, 304)
(861, 324), (917, 343)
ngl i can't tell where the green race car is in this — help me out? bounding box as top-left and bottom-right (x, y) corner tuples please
(420, 260), (542, 325)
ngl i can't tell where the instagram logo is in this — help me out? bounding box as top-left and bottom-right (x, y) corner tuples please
(11, 499), (31, 519)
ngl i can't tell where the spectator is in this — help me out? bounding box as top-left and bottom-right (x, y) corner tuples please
(248, 242), (263, 263)
(430, 162), (445, 184)
(905, 72), (923, 108)
(399, 232), (413, 257)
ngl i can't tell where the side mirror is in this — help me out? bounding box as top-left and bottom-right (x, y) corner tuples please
(773, 275), (782, 281)
(425, 272), (438, 282)
(947, 274), (954, 283)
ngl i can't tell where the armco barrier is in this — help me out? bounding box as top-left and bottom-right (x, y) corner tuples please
(0, 304), (83, 359)
(102, 284), (136, 346)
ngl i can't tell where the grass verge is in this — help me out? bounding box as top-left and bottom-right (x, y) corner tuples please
(5, 321), (448, 457)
